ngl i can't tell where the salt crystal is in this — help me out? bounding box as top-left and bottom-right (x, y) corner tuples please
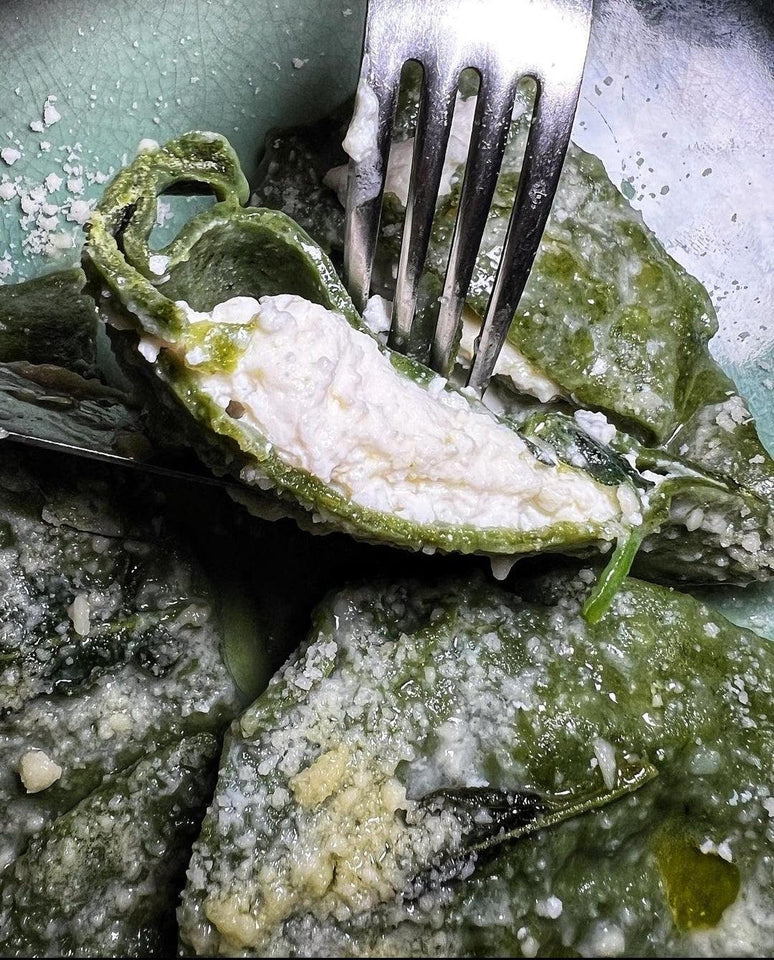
(592, 737), (617, 789)
(717, 840), (733, 862)
(67, 593), (91, 636)
(585, 922), (626, 957)
(43, 99), (61, 126)
(1, 147), (21, 166)
(535, 895), (563, 919)
(19, 750), (62, 793)
(521, 935), (539, 958)
(148, 254), (170, 276)
(66, 199), (92, 224)
(46, 231), (73, 252)
(138, 337), (162, 363)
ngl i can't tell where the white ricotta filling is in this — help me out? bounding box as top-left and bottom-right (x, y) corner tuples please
(327, 91), (561, 405)
(362, 297), (561, 404)
(326, 91), (478, 209)
(338, 61), (382, 202)
(171, 294), (633, 535)
(382, 93), (478, 207)
(574, 409), (617, 446)
(458, 306), (561, 403)
(362, 294), (392, 336)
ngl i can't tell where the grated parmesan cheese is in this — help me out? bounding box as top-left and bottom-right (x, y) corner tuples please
(18, 750), (62, 793)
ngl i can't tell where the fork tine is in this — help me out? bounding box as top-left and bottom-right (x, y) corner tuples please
(343, 61), (401, 313)
(430, 74), (518, 377)
(388, 66), (459, 354)
(466, 75), (582, 394)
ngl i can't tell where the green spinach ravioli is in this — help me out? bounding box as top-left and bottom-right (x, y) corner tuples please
(0, 448), (254, 957)
(0, 62), (771, 960)
(84, 134), (643, 579)
(178, 574), (774, 957)
(254, 75), (774, 588)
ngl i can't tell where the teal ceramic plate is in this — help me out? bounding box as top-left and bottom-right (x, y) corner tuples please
(0, 0), (772, 632)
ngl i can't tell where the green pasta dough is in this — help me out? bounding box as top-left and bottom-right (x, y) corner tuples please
(179, 573), (774, 957)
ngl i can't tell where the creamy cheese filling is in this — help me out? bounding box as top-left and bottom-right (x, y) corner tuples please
(325, 92), (478, 210)
(361, 296), (561, 403)
(326, 90), (561, 405)
(458, 306), (561, 403)
(171, 294), (634, 533)
(338, 65), (382, 202)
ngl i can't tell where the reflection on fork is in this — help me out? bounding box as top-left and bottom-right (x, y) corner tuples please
(343, 0), (593, 394)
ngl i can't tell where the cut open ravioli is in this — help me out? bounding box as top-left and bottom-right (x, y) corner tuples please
(168, 293), (635, 539)
(85, 133), (640, 567)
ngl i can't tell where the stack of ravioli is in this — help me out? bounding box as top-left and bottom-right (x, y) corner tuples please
(1, 79), (773, 959)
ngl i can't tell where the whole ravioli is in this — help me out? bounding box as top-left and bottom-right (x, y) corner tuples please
(83, 133), (774, 602)
(0, 445), (257, 956)
(179, 573), (774, 957)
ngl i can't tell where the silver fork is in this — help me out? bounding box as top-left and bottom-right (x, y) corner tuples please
(343, 0), (593, 393)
